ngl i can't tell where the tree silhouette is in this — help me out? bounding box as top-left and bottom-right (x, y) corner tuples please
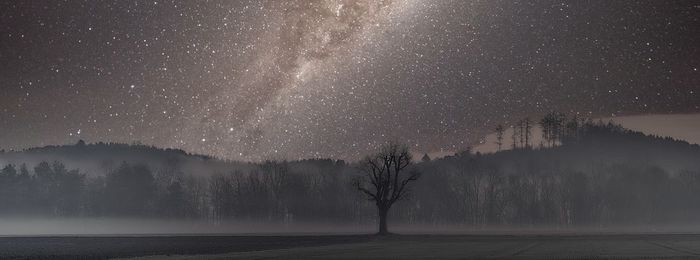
(518, 119), (525, 148)
(354, 143), (420, 235)
(540, 112), (565, 147)
(421, 153), (431, 162)
(495, 124), (505, 151)
(524, 117), (533, 149)
(512, 124), (520, 149)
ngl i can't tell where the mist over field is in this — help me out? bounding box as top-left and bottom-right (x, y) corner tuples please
(0, 218), (376, 236)
(7, 218), (700, 237)
(2, 118), (700, 237)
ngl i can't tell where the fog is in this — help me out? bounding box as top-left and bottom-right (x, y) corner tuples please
(0, 218), (374, 236)
(2, 117), (700, 236)
(5, 217), (700, 236)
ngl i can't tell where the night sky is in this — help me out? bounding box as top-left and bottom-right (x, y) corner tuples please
(1, 0), (698, 161)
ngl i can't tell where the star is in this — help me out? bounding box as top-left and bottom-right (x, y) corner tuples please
(0, 0), (697, 161)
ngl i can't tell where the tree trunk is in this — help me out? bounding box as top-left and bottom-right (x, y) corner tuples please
(378, 206), (389, 235)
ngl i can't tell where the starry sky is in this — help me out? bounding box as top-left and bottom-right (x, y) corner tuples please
(1, 0), (698, 161)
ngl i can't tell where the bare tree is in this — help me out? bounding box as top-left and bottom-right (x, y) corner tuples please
(540, 115), (553, 148)
(512, 124), (520, 149)
(495, 124), (505, 151)
(524, 117), (532, 149)
(541, 112), (566, 147)
(518, 119), (525, 148)
(354, 143), (420, 235)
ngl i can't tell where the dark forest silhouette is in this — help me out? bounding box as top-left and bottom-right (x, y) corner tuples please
(2, 114), (700, 231)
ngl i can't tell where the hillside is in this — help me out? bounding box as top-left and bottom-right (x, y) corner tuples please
(0, 141), (253, 177)
(0, 120), (699, 226)
(406, 121), (700, 225)
(464, 121), (700, 175)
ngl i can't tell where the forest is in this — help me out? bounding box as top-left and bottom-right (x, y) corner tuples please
(1, 114), (700, 227)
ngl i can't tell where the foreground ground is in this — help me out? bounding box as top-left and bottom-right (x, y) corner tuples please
(3, 234), (700, 259)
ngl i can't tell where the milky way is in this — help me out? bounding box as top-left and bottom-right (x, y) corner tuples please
(1, 1), (698, 161)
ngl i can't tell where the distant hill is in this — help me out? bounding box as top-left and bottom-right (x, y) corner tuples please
(1, 119), (700, 225)
(2, 120), (699, 178)
(401, 121), (700, 225)
(0, 141), (253, 177)
(0, 140), (350, 179)
(465, 121), (700, 175)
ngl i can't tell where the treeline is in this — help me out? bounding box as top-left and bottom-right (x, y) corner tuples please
(1, 116), (700, 227)
(398, 119), (700, 226)
(495, 112), (593, 151)
(404, 154), (700, 226)
(0, 159), (369, 222)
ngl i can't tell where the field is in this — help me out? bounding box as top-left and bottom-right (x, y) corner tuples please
(3, 234), (700, 259)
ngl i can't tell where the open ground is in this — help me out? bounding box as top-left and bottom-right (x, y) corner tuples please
(4, 234), (700, 259)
